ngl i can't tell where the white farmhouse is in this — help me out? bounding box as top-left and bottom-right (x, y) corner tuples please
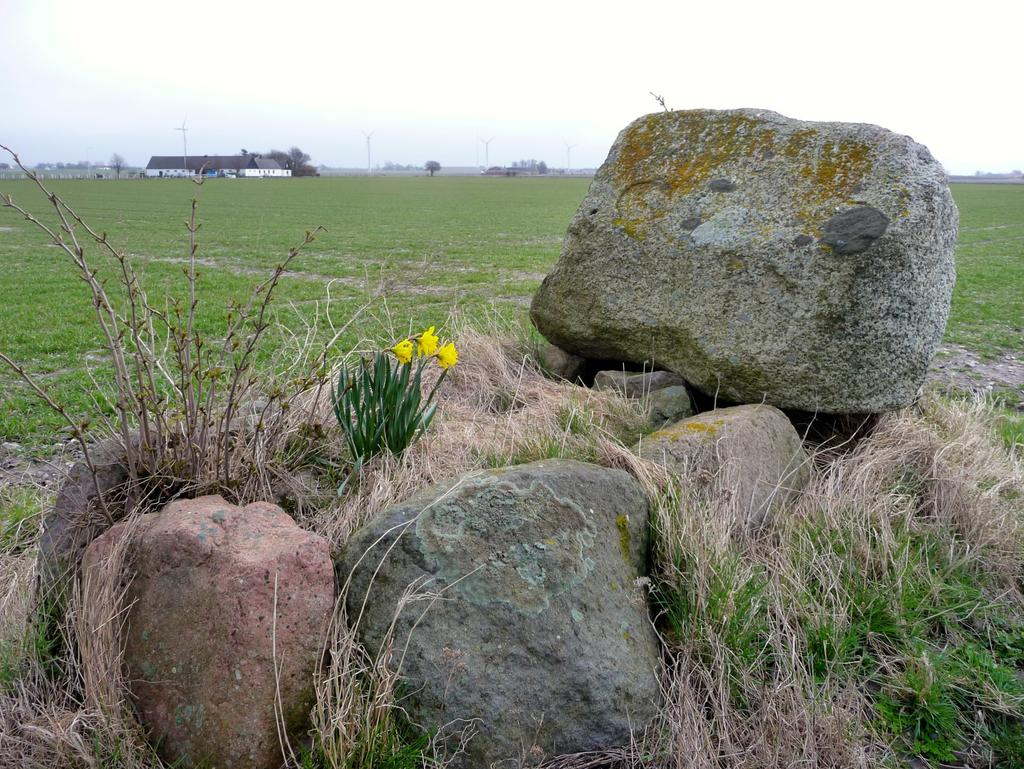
(145, 154), (291, 178)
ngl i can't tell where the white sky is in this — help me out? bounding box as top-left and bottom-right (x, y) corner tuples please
(1, 0), (1021, 174)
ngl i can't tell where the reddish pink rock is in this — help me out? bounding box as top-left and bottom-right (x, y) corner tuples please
(84, 495), (333, 769)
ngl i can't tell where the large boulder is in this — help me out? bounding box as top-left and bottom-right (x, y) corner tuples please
(337, 460), (662, 768)
(638, 405), (810, 530)
(531, 108), (959, 413)
(83, 495), (333, 769)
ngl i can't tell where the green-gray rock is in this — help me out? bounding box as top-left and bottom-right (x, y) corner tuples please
(336, 460), (661, 767)
(648, 385), (694, 427)
(638, 405), (810, 530)
(531, 109), (959, 413)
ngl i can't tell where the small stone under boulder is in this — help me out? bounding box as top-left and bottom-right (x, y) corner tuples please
(593, 369), (685, 398)
(639, 405), (810, 530)
(531, 108), (959, 413)
(648, 385), (695, 427)
(83, 495), (333, 769)
(337, 460), (662, 768)
(538, 342), (587, 382)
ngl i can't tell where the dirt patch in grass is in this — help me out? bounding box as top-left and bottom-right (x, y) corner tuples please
(929, 343), (1024, 409)
(0, 443), (77, 488)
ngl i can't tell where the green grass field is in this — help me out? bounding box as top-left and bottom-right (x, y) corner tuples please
(0, 177), (1020, 448)
(943, 184), (1024, 356)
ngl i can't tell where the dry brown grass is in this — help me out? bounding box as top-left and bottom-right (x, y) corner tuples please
(0, 513), (160, 767)
(649, 394), (1024, 769)
(307, 324), (649, 551)
(2, 324), (1021, 768)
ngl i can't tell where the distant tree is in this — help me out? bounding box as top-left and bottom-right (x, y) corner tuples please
(110, 153), (126, 179)
(265, 149), (291, 171)
(288, 146), (315, 176)
(537, 161), (548, 175)
(240, 148), (248, 155)
(264, 147), (314, 176)
(511, 159), (543, 172)
(425, 160), (441, 177)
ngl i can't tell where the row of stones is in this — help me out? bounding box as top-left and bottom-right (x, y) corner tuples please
(76, 393), (810, 768)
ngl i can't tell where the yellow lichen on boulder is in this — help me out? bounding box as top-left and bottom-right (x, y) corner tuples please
(531, 107), (959, 413)
(639, 405), (811, 531)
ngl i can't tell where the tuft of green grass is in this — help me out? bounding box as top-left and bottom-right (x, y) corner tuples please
(0, 485), (45, 553)
(791, 517), (1024, 762)
(300, 727), (430, 769)
(0, 593), (65, 689)
(653, 543), (771, 708)
(995, 407), (1024, 455)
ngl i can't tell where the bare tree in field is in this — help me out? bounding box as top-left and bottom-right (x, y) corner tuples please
(110, 153), (125, 179)
(265, 149), (291, 169)
(266, 147), (315, 176)
(425, 160), (441, 177)
(288, 147), (314, 176)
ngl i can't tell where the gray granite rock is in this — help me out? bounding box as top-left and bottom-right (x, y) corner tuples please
(36, 437), (129, 605)
(531, 108), (959, 413)
(593, 369), (684, 398)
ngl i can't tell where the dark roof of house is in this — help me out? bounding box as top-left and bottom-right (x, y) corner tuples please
(146, 154), (279, 171)
(253, 158), (282, 170)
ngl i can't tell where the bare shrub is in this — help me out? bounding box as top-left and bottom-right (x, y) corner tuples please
(0, 145), (371, 516)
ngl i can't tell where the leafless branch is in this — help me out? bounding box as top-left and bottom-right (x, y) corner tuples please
(650, 91), (670, 112)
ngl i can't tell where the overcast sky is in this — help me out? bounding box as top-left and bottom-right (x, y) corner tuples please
(2, 0), (1020, 174)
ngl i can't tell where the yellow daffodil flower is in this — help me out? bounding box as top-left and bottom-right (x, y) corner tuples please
(436, 342), (458, 370)
(391, 339), (414, 364)
(417, 325), (439, 357)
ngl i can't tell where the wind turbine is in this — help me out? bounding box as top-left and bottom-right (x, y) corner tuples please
(565, 141), (577, 174)
(479, 136), (495, 169)
(174, 118), (189, 176)
(362, 130), (374, 175)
